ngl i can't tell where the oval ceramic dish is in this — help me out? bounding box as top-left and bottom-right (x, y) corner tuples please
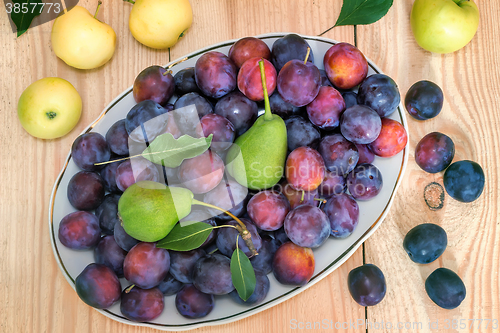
(49, 33), (409, 331)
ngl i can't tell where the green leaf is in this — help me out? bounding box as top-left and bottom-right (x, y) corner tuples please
(10, 0), (44, 37)
(142, 133), (213, 168)
(335, 0), (393, 27)
(157, 222), (213, 251)
(230, 247), (256, 301)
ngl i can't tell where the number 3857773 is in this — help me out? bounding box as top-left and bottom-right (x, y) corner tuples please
(5, 2), (61, 14)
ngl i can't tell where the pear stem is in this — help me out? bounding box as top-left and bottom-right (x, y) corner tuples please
(304, 47), (311, 64)
(191, 199), (258, 256)
(94, 1), (102, 19)
(259, 59), (273, 121)
(123, 0), (136, 4)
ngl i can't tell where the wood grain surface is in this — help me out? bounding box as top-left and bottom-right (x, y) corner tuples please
(0, 0), (498, 332)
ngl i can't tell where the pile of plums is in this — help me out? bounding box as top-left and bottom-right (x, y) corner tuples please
(58, 34), (409, 322)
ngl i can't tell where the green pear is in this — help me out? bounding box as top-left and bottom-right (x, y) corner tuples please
(118, 181), (193, 242)
(226, 60), (287, 190)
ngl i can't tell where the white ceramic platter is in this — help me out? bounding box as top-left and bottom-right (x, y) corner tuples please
(49, 33), (409, 331)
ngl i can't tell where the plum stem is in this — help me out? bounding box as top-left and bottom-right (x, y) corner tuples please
(123, 0), (136, 4)
(313, 197), (327, 208)
(259, 59), (273, 121)
(124, 284), (135, 293)
(94, 1), (102, 19)
(304, 47), (311, 64)
(300, 190), (305, 203)
(191, 199), (258, 256)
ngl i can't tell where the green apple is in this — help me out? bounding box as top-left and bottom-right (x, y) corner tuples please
(411, 0), (479, 54)
(51, 4), (116, 69)
(18, 78), (82, 139)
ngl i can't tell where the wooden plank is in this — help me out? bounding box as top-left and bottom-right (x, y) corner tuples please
(357, 0), (500, 331)
(0, 0), (370, 332)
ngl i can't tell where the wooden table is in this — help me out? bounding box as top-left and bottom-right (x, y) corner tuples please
(1, 0), (498, 332)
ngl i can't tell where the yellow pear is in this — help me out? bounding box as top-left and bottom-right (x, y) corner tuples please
(128, 0), (193, 49)
(51, 4), (116, 70)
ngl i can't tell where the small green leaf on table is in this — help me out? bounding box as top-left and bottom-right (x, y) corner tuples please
(230, 246), (256, 301)
(142, 133), (213, 168)
(157, 222), (213, 251)
(10, 0), (44, 37)
(335, 0), (393, 27)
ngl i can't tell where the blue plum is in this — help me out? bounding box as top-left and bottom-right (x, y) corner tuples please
(229, 271), (270, 305)
(175, 284), (215, 318)
(71, 132), (111, 171)
(348, 264), (386, 306)
(94, 235), (127, 277)
(120, 286), (164, 322)
(284, 204), (330, 248)
(169, 249), (206, 284)
(403, 223), (447, 264)
(322, 193), (359, 238)
(192, 253), (234, 295)
(443, 160), (484, 202)
(405, 80), (443, 120)
(357, 74), (400, 118)
(347, 163), (383, 200)
(425, 268), (466, 309)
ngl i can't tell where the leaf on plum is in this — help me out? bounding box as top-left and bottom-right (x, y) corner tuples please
(157, 222), (213, 251)
(230, 246), (256, 301)
(142, 133), (213, 168)
(335, 0), (393, 27)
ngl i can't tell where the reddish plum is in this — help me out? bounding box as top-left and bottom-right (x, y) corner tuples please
(133, 65), (175, 106)
(58, 211), (101, 250)
(368, 118), (407, 157)
(178, 150), (224, 194)
(75, 263), (121, 309)
(229, 37), (271, 68)
(123, 242), (170, 289)
(115, 158), (160, 192)
(200, 113), (235, 151)
(273, 242), (315, 286)
(280, 180), (320, 209)
(247, 190), (290, 231)
(306, 86), (345, 129)
(415, 132), (455, 173)
(195, 51), (237, 99)
(323, 42), (368, 90)
(238, 57), (277, 101)
(286, 146), (326, 192)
